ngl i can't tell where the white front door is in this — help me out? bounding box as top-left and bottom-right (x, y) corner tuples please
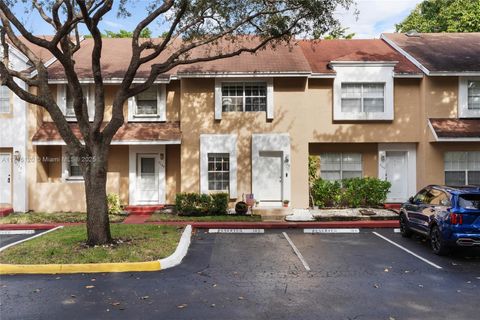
(257, 151), (283, 203)
(385, 151), (408, 202)
(0, 153), (12, 205)
(136, 154), (159, 204)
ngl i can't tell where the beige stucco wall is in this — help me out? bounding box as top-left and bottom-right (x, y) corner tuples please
(166, 144), (181, 204)
(180, 77), (423, 207)
(26, 73), (477, 211)
(416, 76), (480, 189)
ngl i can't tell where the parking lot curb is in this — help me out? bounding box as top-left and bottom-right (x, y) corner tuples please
(0, 225), (192, 275)
(148, 220), (400, 229)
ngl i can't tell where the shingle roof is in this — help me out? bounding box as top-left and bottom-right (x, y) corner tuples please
(298, 39), (420, 75)
(429, 118), (480, 139)
(382, 33), (480, 73)
(46, 37), (312, 80)
(32, 122), (182, 144)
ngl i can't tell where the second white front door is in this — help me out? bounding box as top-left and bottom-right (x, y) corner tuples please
(0, 153), (11, 205)
(385, 151), (408, 202)
(136, 154), (159, 204)
(257, 151), (283, 202)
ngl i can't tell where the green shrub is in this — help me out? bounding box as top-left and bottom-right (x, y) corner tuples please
(311, 179), (341, 208)
(175, 192), (228, 216)
(210, 193), (229, 215)
(107, 193), (122, 215)
(311, 177), (391, 208)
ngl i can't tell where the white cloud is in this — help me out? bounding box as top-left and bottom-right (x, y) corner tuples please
(336, 0), (423, 38)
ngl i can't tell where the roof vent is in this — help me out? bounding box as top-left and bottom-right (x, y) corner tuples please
(405, 30), (420, 37)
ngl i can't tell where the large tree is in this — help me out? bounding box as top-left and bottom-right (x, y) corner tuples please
(0, 0), (352, 245)
(396, 0), (480, 33)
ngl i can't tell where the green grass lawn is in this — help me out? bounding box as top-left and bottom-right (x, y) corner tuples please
(0, 224), (182, 264)
(147, 212), (262, 222)
(0, 212), (125, 224)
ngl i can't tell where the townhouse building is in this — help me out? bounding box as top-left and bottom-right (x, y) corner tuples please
(2, 32), (479, 213)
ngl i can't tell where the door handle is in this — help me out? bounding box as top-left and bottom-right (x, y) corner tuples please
(7, 174), (10, 183)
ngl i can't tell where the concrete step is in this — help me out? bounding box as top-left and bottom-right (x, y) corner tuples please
(125, 205), (164, 215)
(0, 208), (13, 217)
(253, 208), (291, 222)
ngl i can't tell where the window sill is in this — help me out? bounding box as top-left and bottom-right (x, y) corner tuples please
(65, 177), (84, 183)
(334, 112), (393, 121)
(133, 114), (161, 118)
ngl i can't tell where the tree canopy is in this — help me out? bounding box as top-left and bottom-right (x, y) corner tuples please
(103, 27), (152, 38)
(0, 0), (353, 245)
(396, 0), (480, 33)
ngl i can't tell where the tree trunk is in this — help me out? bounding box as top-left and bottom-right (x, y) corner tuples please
(84, 145), (112, 246)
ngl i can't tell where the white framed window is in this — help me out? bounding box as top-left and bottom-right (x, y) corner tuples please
(0, 85), (11, 114)
(214, 78), (274, 120)
(128, 85), (166, 122)
(320, 153), (362, 181)
(61, 147), (84, 181)
(341, 83), (385, 113)
(445, 151), (480, 185)
(459, 77), (480, 118)
(221, 82), (267, 112)
(57, 84), (94, 121)
(208, 153), (230, 192)
(200, 134), (237, 198)
(332, 63), (395, 121)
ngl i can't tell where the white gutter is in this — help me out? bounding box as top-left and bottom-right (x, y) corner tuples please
(32, 139), (181, 146)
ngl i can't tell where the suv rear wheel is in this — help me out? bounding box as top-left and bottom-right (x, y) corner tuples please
(399, 213), (413, 238)
(430, 225), (449, 256)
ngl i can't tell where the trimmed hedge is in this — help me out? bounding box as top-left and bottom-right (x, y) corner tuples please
(175, 192), (229, 216)
(311, 177), (391, 208)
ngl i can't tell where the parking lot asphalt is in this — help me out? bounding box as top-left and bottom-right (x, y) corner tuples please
(1, 228), (479, 320)
(0, 230), (48, 248)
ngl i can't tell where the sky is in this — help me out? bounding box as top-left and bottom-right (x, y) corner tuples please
(12, 0), (424, 39)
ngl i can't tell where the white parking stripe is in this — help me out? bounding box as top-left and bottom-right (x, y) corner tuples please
(282, 232), (311, 271)
(304, 228), (359, 234)
(209, 229), (265, 234)
(0, 230), (35, 235)
(372, 232), (443, 270)
(0, 226), (63, 253)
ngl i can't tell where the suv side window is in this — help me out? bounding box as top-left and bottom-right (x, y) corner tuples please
(413, 188), (430, 204)
(428, 189), (451, 206)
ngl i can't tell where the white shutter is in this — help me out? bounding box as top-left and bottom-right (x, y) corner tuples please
(127, 96), (135, 122)
(214, 79), (222, 120)
(57, 84), (67, 115)
(266, 78), (274, 120)
(158, 84), (166, 121)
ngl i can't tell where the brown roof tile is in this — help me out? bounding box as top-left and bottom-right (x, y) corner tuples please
(299, 39), (421, 74)
(430, 118), (480, 139)
(46, 37), (312, 80)
(382, 33), (480, 73)
(32, 122), (182, 144)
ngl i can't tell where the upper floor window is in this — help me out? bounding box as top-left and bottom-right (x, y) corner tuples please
(0, 85), (10, 114)
(222, 82), (267, 112)
(341, 83), (385, 113)
(214, 78), (274, 121)
(58, 84), (93, 121)
(444, 151), (480, 185)
(320, 153), (362, 181)
(468, 80), (480, 110)
(136, 86), (158, 115)
(128, 84), (166, 122)
(459, 77), (480, 118)
(331, 63), (395, 121)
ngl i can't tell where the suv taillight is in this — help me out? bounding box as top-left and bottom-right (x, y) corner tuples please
(450, 213), (463, 225)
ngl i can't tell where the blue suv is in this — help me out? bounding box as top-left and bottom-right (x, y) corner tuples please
(399, 185), (480, 255)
